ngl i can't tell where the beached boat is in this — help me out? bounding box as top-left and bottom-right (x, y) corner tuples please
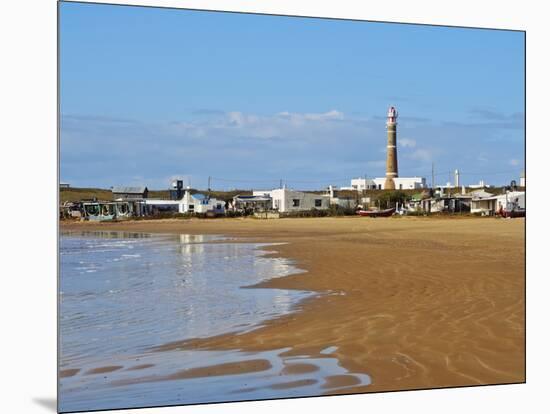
(356, 207), (395, 217)
(501, 208), (526, 218)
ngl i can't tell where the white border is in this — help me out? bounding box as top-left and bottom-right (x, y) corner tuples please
(2, 1), (547, 413)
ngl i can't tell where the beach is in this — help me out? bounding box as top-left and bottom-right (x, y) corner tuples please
(61, 216), (525, 394)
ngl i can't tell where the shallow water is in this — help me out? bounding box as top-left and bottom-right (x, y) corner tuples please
(60, 346), (371, 412)
(59, 231), (370, 412)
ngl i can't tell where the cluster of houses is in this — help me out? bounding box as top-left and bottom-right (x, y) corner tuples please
(60, 178), (525, 221)
(405, 187), (525, 216)
(61, 183), (226, 221)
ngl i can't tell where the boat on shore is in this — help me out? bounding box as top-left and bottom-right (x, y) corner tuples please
(500, 208), (526, 218)
(356, 207), (396, 217)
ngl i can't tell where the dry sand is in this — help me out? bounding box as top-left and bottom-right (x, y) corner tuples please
(61, 216), (525, 393)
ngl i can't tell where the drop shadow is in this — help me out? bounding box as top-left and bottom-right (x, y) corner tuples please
(32, 397), (57, 412)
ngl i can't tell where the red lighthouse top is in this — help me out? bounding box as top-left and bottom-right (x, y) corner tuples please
(387, 106), (398, 124)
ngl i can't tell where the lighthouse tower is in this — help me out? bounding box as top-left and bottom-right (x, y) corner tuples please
(384, 106), (399, 190)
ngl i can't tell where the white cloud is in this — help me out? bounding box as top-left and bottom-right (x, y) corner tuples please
(226, 111), (260, 127)
(277, 109), (344, 123)
(182, 110), (349, 139)
(61, 109), (523, 189)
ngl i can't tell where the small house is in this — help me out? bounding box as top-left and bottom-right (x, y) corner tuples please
(252, 188), (330, 212)
(469, 189), (497, 215)
(232, 195), (273, 212)
(144, 190), (225, 215)
(112, 186), (149, 200)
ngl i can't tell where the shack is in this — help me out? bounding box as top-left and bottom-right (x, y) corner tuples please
(82, 201), (140, 221)
(112, 186), (149, 200)
(232, 195), (273, 213)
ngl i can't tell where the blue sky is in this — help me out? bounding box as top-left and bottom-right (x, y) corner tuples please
(60, 2), (525, 190)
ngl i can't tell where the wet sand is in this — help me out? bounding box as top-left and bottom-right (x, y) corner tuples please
(61, 216), (525, 393)
(85, 365), (124, 375)
(112, 359), (273, 386)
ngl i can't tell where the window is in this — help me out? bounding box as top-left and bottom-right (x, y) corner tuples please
(188, 204), (194, 211)
(292, 199), (300, 207)
(399, 184), (403, 189)
(314, 199), (322, 207)
(378, 184), (382, 190)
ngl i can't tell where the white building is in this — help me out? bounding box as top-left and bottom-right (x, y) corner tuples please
(495, 191), (525, 211)
(253, 188), (330, 212)
(470, 190), (525, 215)
(326, 185), (358, 209)
(343, 176), (426, 191)
(468, 180), (489, 189)
(520, 171), (526, 187)
(145, 190), (225, 214)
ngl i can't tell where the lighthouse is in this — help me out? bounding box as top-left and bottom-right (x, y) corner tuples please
(384, 106), (399, 190)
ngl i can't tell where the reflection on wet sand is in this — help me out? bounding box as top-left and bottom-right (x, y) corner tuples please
(60, 231), (364, 412)
(84, 365), (124, 375)
(61, 345), (371, 412)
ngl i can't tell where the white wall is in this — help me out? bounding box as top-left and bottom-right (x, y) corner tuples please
(348, 177), (426, 190)
(373, 177), (426, 190)
(254, 189), (329, 212)
(350, 178), (377, 190)
(471, 191), (525, 214)
(145, 192), (225, 214)
(495, 192), (525, 210)
(182, 192), (225, 213)
(471, 198), (495, 214)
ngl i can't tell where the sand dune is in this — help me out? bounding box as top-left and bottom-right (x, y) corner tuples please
(62, 216), (525, 392)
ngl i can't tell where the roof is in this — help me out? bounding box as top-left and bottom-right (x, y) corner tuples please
(451, 193), (473, 198)
(145, 199), (179, 205)
(112, 186), (148, 194)
(468, 189), (494, 199)
(234, 195), (272, 201)
(479, 191), (525, 201)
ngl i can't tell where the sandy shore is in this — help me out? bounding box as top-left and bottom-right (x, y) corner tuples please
(61, 216), (525, 393)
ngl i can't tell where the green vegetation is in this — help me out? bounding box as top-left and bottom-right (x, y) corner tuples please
(279, 205), (356, 218)
(148, 190), (170, 199)
(60, 187), (113, 203)
(375, 190), (411, 209)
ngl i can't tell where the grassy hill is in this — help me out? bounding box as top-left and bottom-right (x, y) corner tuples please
(60, 187), (113, 203)
(60, 187), (251, 203)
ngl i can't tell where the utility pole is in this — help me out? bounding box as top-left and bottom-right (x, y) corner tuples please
(431, 163), (435, 189)
(280, 178), (283, 189)
(208, 176), (211, 192)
